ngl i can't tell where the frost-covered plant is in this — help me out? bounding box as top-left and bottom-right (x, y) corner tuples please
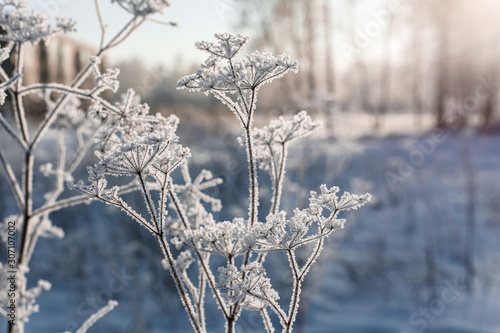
(0, 1), (176, 332)
(0, 1), (370, 331)
(73, 33), (371, 333)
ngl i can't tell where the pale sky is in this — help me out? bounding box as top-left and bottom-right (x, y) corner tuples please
(28, 0), (402, 72)
(31, 0), (248, 68)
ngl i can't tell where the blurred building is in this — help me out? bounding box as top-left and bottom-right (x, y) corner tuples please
(23, 35), (98, 86)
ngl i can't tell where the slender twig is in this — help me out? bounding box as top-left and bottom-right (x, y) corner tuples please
(181, 270), (199, 304)
(197, 267), (207, 332)
(138, 172), (160, 232)
(168, 186), (231, 319)
(261, 308), (274, 333)
(146, 17), (177, 26)
(244, 90), (258, 227)
(67, 123), (107, 173)
(271, 142), (287, 215)
(0, 147), (24, 208)
(0, 72), (21, 90)
(76, 300), (118, 333)
(94, 0), (108, 50)
(26, 131), (67, 263)
(106, 19), (146, 51)
(260, 291), (287, 325)
(0, 113), (28, 149)
(285, 250), (301, 333)
(212, 90), (245, 126)
(31, 181), (142, 217)
(299, 238), (324, 280)
(158, 235), (203, 333)
(98, 195), (157, 235)
(18, 151), (33, 266)
(12, 42), (29, 142)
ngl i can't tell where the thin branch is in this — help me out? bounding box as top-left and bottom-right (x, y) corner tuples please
(76, 300), (118, 333)
(287, 249), (300, 280)
(13, 42), (29, 142)
(271, 142), (287, 215)
(260, 292), (287, 325)
(94, 0), (108, 50)
(146, 17), (177, 26)
(0, 72), (21, 90)
(168, 186), (231, 319)
(0, 104), (28, 150)
(18, 150), (33, 266)
(31, 182), (142, 217)
(0, 147), (24, 208)
(106, 18), (146, 51)
(298, 237), (324, 280)
(197, 267), (207, 331)
(99, 196), (158, 235)
(260, 308), (274, 333)
(26, 131), (67, 263)
(138, 172), (160, 232)
(158, 235), (203, 333)
(20, 83), (120, 113)
(212, 90), (246, 127)
(29, 62), (93, 148)
(182, 270), (199, 305)
(67, 122), (107, 173)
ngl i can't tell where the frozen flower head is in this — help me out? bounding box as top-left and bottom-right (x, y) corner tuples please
(177, 33), (298, 94)
(175, 162), (223, 212)
(0, 2), (76, 44)
(91, 56), (120, 94)
(309, 184), (372, 216)
(112, 0), (170, 16)
(217, 262), (278, 309)
(175, 218), (255, 258)
(95, 126), (189, 177)
(177, 33), (298, 126)
(195, 33), (249, 59)
(92, 89), (178, 152)
(248, 110), (322, 171)
(252, 185), (372, 251)
(264, 111), (322, 144)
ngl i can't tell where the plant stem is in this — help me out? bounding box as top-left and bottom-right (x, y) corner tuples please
(245, 125), (258, 226)
(168, 187), (231, 319)
(158, 235), (203, 333)
(226, 317), (236, 333)
(13, 43), (29, 143)
(18, 151), (33, 266)
(261, 308), (274, 333)
(271, 142), (287, 215)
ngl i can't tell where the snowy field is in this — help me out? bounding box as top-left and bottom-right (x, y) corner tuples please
(1, 120), (499, 332)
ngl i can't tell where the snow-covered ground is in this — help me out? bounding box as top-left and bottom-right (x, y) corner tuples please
(1, 123), (499, 332)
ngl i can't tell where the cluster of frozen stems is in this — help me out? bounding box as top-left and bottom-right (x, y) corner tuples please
(0, 1), (371, 332)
